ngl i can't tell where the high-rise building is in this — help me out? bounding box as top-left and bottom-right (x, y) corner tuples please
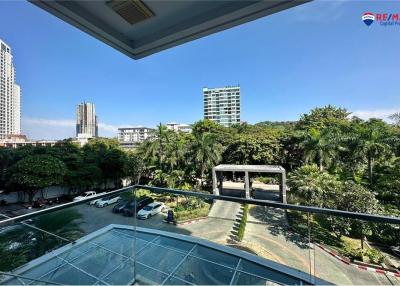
(0, 39), (21, 139)
(76, 102), (98, 137)
(203, 86), (240, 127)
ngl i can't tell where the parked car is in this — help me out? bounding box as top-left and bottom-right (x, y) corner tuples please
(137, 202), (166, 219)
(88, 192), (106, 205)
(391, 246), (400, 258)
(123, 197), (154, 217)
(73, 191), (97, 202)
(32, 198), (46, 208)
(112, 200), (131, 213)
(95, 196), (121, 208)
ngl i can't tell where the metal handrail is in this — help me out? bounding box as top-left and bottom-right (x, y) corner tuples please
(0, 184), (399, 226)
(137, 185), (400, 224)
(0, 186), (135, 226)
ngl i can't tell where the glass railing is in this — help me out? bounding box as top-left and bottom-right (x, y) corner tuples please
(0, 185), (399, 285)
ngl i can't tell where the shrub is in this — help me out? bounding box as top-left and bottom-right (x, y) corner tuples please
(174, 205), (209, 221)
(174, 197), (210, 221)
(254, 177), (278, 184)
(342, 246), (384, 264)
(365, 248), (385, 264)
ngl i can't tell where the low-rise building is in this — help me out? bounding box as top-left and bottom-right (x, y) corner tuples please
(166, 122), (192, 133)
(118, 127), (155, 149)
(0, 134), (57, 148)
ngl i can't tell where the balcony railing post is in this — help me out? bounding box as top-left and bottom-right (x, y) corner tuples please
(133, 185), (137, 284)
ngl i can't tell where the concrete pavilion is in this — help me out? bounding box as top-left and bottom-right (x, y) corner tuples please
(212, 164), (287, 203)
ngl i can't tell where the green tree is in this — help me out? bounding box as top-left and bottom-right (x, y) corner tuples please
(287, 164), (341, 207)
(124, 152), (145, 185)
(0, 148), (15, 189)
(82, 138), (127, 187)
(164, 131), (187, 172)
(300, 128), (337, 171)
(296, 105), (349, 130)
(192, 132), (223, 188)
(6, 155), (67, 202)
(327, 182), (377, 241)
(223, 133), (282, 165)
(389, 112), (400, 127)
(280, 130), (304, 171)
(350, 119), (394, 186)
(138, 124), (169, 170)
(192, 119), (234, 144)
(374, 157), (400, 206)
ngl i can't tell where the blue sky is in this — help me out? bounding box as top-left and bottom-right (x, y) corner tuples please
(0, 0), (399, 139)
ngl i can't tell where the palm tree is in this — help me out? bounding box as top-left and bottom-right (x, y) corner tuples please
(350, 120), (393, 186)
(300, 128), (337, 171)
(192, 132), (223, 188)
(137, 123), (169, 170)
(164, 132), (186, 172)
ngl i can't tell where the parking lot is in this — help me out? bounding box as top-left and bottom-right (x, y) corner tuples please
(72, 199), (240, 244)
(73, 203), (186, 235)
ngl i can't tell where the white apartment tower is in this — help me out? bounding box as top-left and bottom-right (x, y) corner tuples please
(0, 39), (21, 139)
(76, 102), (98, 137)
(203, 86), (240, 126)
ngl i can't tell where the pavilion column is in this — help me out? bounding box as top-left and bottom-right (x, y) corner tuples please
(212, 169), (219, 196)
(218, 173), (223, 193)
(280, 171), (287, 203)
(244, 171), (250, 199)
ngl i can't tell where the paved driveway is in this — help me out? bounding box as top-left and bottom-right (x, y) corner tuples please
(245, 205), (399, 285)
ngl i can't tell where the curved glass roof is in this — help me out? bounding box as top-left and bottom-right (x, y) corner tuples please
(1, 225), (310, 285)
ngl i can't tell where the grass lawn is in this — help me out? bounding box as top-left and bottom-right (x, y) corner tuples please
(174, 204), (210, 222)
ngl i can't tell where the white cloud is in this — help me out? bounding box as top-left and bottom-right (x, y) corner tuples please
(22, 117), (120, 140)
(23, 118), (75, 127)
(98, 123), (118, 133)
(350, 109), (400, 122)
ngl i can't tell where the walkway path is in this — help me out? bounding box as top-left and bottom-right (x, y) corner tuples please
(181, 200), (241, 244)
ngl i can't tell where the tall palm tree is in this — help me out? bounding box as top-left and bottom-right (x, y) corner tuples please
(164, 132), (186, 172)
(192, 132), (223, 187)
(350, 121), (393, 186)
(300, 128), (337, 171)
(137, 123), (169, 170)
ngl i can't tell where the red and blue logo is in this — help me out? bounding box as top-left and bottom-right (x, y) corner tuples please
(362, 12), (400, 27)
(362, 12), (375, 26)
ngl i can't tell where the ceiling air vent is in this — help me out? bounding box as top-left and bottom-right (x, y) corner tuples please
(107, 0), (154, 25)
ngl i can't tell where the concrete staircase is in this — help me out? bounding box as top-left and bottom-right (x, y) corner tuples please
(227, 204), (244, 244)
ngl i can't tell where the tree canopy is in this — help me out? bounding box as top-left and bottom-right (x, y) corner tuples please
(6, 154), (67, 202)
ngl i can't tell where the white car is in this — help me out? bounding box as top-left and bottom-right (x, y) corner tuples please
(88, 192), (106, 205)
(137, 202), (166, 219)
(73, 191), (97, 202)
(95, 196), (121, 208)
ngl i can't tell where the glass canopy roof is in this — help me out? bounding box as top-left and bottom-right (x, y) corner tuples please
(1, 225), (308, 285)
